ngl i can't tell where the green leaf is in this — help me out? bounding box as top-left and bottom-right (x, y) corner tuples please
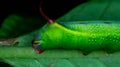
(3, 58), (120, 67)
(58, 0), (120, 21)
(3, 58), (107, 67)
(0, 14), (46, 38)
(3, 58), (104, 67)
(1, 0), (120, 67)
(3, 59), (44, 67)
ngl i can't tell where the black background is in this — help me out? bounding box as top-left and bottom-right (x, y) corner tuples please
(0, 0), (88, 24)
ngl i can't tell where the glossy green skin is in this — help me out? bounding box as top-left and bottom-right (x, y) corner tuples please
(36, 21), (120, 53)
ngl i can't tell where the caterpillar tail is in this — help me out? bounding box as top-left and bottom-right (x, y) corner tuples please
(32, 39), (43, 53)
(32, 1), (55, 53)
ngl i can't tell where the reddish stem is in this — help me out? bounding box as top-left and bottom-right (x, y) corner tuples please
(39, 1), (55, 24)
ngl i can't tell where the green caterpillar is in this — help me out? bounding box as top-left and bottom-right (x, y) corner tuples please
(32, 2), (120, 54)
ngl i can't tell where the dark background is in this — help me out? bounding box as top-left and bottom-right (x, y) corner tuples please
(0, 0), (88, 25)
(0, 0), (88, 66)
